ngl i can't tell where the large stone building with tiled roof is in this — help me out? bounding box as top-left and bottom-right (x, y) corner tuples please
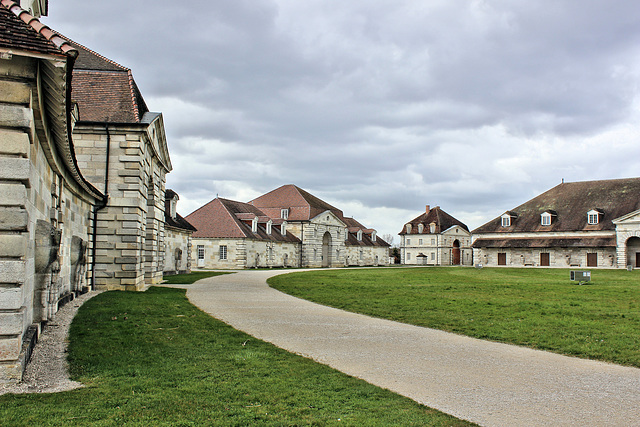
(0, 0), (104, 382)
(186, 197), (301, 269)
(472, 178), (640, 268)
(186, 185), (390, 269)
(66, 36), (172, 289)
(399, 206), (472, 265)
(249, 185), (390, 268)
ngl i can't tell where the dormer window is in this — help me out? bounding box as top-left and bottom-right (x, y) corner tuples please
(417, 224), (424, 234)
(587, 209), (603, 225)
(281, 209), (289, 219)
(371, 231), (376, 242)
(357, 230), (363, 241)
(251, 217), (258, 233)
(540, 210), (556, 226)
(429, 223), (436, 233)
(281, 221), (287, 235)
(501, 212), (517, 228)
(405, 224), (411, 233)
(266, 220), (272, 235)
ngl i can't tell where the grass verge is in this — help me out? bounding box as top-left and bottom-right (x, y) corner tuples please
(162, 271), (231, 284)
(0, 287), (472, 426)
(268, 267), (640, 367)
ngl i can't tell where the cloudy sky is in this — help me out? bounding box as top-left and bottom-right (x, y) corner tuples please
(44, 0), (640, 241)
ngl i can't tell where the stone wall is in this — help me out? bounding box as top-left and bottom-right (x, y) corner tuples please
(164, 227), (192, 274)
(472, 247), (617, 268)
(401, 226), (472, 266)
(0, 55), (96, 382)
(345, 245), (389, 266)
(192, 238), (300, 269)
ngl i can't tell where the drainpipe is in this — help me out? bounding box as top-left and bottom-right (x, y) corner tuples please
(300, 223), (304, 267)
(90, 125), (110, 290)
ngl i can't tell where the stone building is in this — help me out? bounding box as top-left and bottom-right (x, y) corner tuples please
(399, 206), (472, 266)
(65, 37), (172, 290)
(249, 185), (390, 268)
(472, 178), (640, 268)
(163, 189), (196, 275)
(186, 198), (301, 269)
(0, 1), (103, 382)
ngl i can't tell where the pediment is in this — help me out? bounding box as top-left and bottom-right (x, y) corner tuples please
(310, 210), (347, 227)
(613, 209), (640, 224)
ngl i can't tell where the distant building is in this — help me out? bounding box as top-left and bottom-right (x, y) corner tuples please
(399, 206), (472, 266)
(472, 178), (640, 268)
(163, 190), (196, 275)
(186, 185), (390, 269)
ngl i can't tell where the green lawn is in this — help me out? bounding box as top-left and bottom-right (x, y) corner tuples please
(268, 267), (640, 367)
(162, 271), (232, 284)
(0, 287), (472, 426)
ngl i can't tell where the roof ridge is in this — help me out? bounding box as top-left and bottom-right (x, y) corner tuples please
(54, 31), (128, 70)
(127, 70), (140, 122)
(1, 0), (77, 57)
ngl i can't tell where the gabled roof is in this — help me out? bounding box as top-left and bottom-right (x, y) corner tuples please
(0, 0), (72, 57)
(185, 197), (300, 243)
(249, 184), (344, 221)
(473, 178), (640, 234)
(399, 206), (469, 235)
(59, 35), (149, 123)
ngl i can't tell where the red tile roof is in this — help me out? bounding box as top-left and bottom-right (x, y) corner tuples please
(398, 206), (469, 235)
(473, 178), (640, 234)
(472, 237), (616, 249)
(0, 0), (75, 57)
(249, 184), (344, 221)
(186, 198), (300, 243)
(56, 35), (148, 123)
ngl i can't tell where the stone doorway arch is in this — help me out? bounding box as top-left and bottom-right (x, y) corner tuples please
(627, 236), (640, 268)
(322, 232), (331, 267)
(452, 239), (461, 265)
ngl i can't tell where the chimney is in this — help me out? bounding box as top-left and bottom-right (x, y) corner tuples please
(425, 205), (430, 214)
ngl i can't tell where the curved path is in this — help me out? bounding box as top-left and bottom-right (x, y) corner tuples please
(171, 270), (640, 426)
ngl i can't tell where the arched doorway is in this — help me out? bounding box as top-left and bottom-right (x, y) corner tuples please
(322, 232), (331, 267)
(452, 240), (461, 265)
(627, 237), (640, 268)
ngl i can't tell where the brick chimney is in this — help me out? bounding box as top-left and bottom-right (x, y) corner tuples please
(425, 205), (430, 214)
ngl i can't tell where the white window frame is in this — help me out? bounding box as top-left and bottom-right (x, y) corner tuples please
(541, 213), (552, 226)
(197, 245), (205, 260)
(266, 220), (272, 235)
(501, 215), (511, 227)
(587, 210), (600, 225)
(251, 217), (258, 232)
(219, 245), (228, 260)
(405, 224), (411, 233)
(357, 230), (363, 241)
(281, 208), (289, 219)
(406, 238), (411, 245)
(419, 238), (423, 245)
(418, 224), (424, 234)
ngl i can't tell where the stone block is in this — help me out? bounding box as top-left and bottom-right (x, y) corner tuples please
(0, 234), (27, 257)
(0, 309), (24, 335)
(0, 157), (30, 181)
(0, 208), (28, 231)
(0, 130), (29, 157)
(0, 183), (27, 207)
(0, 336), (21, 362)
(0, 105), (31, 129)
(0, 285), (22, 310)
(0, 81), (31, 104)
(0, 260), (25, 283)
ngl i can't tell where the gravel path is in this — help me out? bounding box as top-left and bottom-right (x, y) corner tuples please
(0, 291), (101, 396)
(170, 270), (640, 427)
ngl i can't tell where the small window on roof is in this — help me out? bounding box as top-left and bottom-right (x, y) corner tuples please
(541, 212), (551, 226)
(372, 231), (376, 242)
(252, 217), (258, 232)
(418, 224), (424, 234)
(266, 220), (272, 235)
(429, 223), (436, 233)
(501, 214), (511, 227)
(405, 224), (411, 233)
(281, 209), (288, 219)
(357, 230), (363, 241)
(587, 209), (602, 225)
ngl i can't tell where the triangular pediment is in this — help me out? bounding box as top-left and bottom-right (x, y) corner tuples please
(613, 209), (640, 224)
(310, 210), (347, 227)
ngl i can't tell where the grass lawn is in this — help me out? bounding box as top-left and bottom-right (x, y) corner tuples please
(0, 287), (472, 426)
(268, 267), (640, 367)
(162, 271), (232, 284)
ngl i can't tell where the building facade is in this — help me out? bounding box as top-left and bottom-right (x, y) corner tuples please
(163, 190), (196, 275)
(0, 2), (103, 382)
(472, 178), (640, 268)
(399, 206), (472, 266)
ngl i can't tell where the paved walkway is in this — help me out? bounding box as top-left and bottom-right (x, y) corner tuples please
(170, 270), (640, 426)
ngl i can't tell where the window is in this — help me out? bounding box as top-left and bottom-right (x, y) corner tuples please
(541, 213), (551, 226)
(419, 238), (423, 245)
(219, 245), (227, 260)
(251, 217), (258, 232)
(406, 238), (411, 245)
(405, 224), (411, 233)
(372, 231), (376, 242)
(266, 220), (272, 235)
(501, 216), (511, 227)
(430, 223), (436, 233)
(431, 238), (435, 245)
(406, 253), (411, 261)
(359, 250), (363, 260)
(431, 252), (435, 260)
(587, 210), (601, 225)
(197, 245), (205, 260)
(418, 224), (424, 234)
(281, 208), (288, 219)
(357, 230), (363, 241)
(281, 221), (287, 235)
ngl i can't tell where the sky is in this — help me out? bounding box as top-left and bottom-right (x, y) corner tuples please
(43, 0), (640, 242)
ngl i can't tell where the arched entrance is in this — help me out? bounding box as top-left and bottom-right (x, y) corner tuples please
(322, 232), (331, 267)
(452, 240), (461, 265)
(627, 237), (640, 268)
